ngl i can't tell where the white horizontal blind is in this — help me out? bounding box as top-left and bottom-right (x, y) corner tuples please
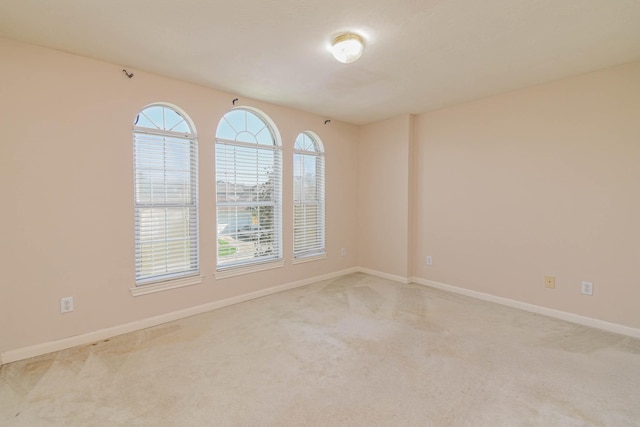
(293, 132), (325, 258)
(216, 109), (282, 269)
(133, 105), (198, 285)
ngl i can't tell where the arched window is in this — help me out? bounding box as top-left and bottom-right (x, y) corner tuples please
(293, 132), (325, 258)
(133, 104), (199, 285)
(215, 108), (282, 269)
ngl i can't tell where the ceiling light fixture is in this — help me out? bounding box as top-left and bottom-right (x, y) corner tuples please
(331, 32), (365, 64)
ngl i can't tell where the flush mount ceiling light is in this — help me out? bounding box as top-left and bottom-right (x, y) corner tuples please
(331, 32), (365, 64)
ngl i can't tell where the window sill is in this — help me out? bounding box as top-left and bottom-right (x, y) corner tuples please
(216, 260), (285, 279)
(292, 253), (327, 265)
(130, 275), (203, 297)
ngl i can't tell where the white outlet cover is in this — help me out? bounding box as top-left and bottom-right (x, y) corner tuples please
(60, 296), (74, 313)
(581, 281), (593, 296)
(426, 256), (433, 265)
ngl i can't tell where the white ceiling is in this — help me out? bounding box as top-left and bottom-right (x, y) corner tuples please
(1, 0), (640, 125)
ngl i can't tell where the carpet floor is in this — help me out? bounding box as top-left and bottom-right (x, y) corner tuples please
(1, 273), (640, 426)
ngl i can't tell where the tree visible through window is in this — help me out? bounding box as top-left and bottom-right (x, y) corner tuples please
(215, 108), (282, 269)
(133, 104), (199, 285)
(294, 132), (325, 258)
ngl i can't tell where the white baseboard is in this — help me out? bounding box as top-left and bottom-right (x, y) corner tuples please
(359, 267), (410, 284)
(0, 267), (359, 365)
(4, 267), (638, 366)
(411, 277), (640, 339)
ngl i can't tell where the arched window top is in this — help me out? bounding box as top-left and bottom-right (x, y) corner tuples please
(134, 104), (195, 135)
(216, 108), (279, 146)
(294, 131), (324, 154)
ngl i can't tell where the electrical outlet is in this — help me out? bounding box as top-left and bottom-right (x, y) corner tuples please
(544, 276), (555, 289)
(426, 256), (433, 265)
(581, 281), (593, 296)
(340, 248), (346, 256)
(60, 296), (74, 313)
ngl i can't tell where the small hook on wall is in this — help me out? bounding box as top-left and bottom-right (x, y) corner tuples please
(324, 119), (331, 125)
(232, 98), (239, 105)
(122, 69), (134, 79)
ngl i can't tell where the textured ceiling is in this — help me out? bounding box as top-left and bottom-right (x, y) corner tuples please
(1, 0), (640, 124)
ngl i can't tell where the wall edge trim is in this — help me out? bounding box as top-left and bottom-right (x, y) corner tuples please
(0, 267), (359, 365)
(411, 276), (640, 339)
(5, 268), (638, 365)
(358, 267), (410, 284)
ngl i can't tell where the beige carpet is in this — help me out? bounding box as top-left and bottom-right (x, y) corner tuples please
(2, 273), (640, 426)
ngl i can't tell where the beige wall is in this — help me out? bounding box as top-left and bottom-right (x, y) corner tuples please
(0, 38), (359, 354)
(357, 115), (412, 278)
(413, 60), (640, 328)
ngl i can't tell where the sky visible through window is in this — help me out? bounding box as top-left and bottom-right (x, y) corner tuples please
(135, 105), (191, 134)
(216, 109), (274, 145)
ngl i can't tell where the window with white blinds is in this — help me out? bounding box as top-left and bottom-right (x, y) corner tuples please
(133, 104), (198, 285)
(293, 132), (325, 258)
(215, 108), (282, 270)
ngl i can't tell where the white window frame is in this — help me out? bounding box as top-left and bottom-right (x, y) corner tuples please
(133, 103), (199, 290)
(215, 107), (283, 274)
(293, 131), (326, 260)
